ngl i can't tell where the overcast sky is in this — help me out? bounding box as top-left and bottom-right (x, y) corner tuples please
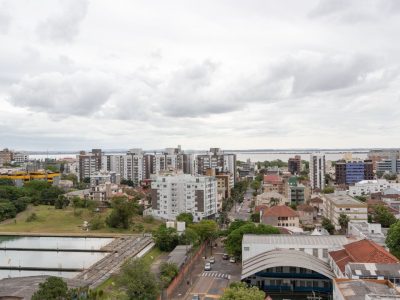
(1, 0), (400, 151)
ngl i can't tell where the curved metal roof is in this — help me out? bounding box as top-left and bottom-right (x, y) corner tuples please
(241, 249), (335, 280)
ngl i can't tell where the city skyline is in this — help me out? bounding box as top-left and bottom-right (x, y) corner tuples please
(1, 0), (400, 150)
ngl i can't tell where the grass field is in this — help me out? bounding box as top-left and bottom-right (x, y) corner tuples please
(0, 205), (162, 234)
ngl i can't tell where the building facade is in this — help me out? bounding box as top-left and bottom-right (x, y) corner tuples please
(322, 193), (368, 229)
(195, 148), (236, 183)
(335, 160), (374, 185)
(310, 153), (326, 190)
(288, 155), (301, 175)
(77, 149), (102, 182)
(148, 174), (217, 222)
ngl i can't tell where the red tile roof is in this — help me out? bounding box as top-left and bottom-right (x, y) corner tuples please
(310, 197), (323, 204)
(254, 205), (269, 213)
(263, 205), (298, 218)
(329, 239), (399, 272)
(263, 175), (283, 184)
(297, 204), (314, 212)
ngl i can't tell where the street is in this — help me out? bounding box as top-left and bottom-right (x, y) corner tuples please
(185, 244), (241, 300)
(228, 187), (254, 221)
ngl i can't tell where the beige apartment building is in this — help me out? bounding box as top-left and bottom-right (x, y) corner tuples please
(322, 193), (367, 230)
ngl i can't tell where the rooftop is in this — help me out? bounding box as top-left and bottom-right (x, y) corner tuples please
(297, 204), (314, 212)
(324, 193), (367, 206)
(242, 234), (349, 247)
(263, 205), (298, 218)
(335, 279), (400, 300)
(263, 174), (282, 184)
(167, 245), (192, 269)
(329, 239), (399, 273)
(346, 263), (400, 279)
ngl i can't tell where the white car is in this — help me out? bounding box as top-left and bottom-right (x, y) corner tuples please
(204, 262), (211, 271)
(229, 257), (236, 263)
(209, 256), (215, 264)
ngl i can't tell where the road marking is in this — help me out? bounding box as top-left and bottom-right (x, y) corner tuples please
(201, 271), (230, 279)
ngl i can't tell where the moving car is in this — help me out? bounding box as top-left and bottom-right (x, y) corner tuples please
(222, 253), (229, 260)
(209, 256), (215, 264)
(229, 257), (236, 263)
(204, 262), (211, 271)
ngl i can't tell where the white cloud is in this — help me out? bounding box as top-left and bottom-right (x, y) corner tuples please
(36, 0), (88, 43)
(0, 0), (400, 150)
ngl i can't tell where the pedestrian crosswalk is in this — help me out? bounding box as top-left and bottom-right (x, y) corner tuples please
(201, 271), (230, 279)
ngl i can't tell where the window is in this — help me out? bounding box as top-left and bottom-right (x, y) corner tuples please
(323, 249), (328, 258)
(244, 246), (250, 251)
(313, 248), (318, 257)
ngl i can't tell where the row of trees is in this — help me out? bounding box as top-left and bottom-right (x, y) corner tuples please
(223, 220), (280, 258)
(0, 179), (64, 221)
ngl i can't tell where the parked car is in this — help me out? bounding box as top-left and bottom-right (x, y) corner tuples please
(192, 295), (200, 300)
(209, 256), (215, 264)
(247, 208), (251, 213)
(229, 257), (236, 263)
(204, 262), (211, 271)
(222, 253), (229, 260)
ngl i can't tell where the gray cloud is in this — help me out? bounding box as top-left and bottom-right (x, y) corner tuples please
(0, 10), (11, 34)
(8, 71), (114, 116)
(36, 0), (88, 43)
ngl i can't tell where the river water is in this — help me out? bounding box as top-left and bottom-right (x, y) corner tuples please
(0, 236), (113, 279)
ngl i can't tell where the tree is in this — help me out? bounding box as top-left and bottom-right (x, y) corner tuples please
(0, 200), (17, 221)
(225, 222), (279, 258)
(221, 282), (265, 300)
(153, 225), (179, 251)
(386, 220), (400, 259)
(322, 217), (334, 234)
(179, 227), (199, 245)
(31, 276), (69, 300)
(118, 258), (159, 300)
(354, 195), (367, 202)
(250, 180), (261, 194)
(250, 212), (260, 223)
(120, 179), (134, 187)
(338, 213), (350, 233)
(190, 220), (218, 242)
(322, 186), (335, 194)
(0, 178), (14, 186)
(105, 196), (138, 229)
(373, 205), (397, 228)
(269, 197), (280, 207)
(54, 195), (69, 209)
(159, 262), (179, 288)
(176, 212), (194, 225)
(383, 173), (397, 181)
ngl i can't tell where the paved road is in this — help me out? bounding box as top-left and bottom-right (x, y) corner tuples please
(180, 243), (241, 300)
(228, 187), (254, 221)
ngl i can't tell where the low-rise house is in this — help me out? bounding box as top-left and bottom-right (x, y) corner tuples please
(347, 221), (386, 246)
(263, 174), (285, 195)
(322, 193), (368, 230)
(297, 204), (314, 226)
(333, 278), (400, 300)
(255, 191), (288, 207)
(310, 196), (324, 218)
(345, 263), (400, 285)
(260, 205), (299, 228)
(329, 239), (399, 278)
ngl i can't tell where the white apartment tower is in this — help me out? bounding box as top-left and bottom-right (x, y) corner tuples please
(149, 174), (217, 222)
(310, 153), (326, 190)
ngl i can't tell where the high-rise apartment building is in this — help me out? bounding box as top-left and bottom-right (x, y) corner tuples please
(195, 148), (236, 183)
(376, 158), (400, 174)
(335, 160), (374, 185)
(288, 155), (301, 175)
(78, 149), (102, 181)
(310, 153), (326, 190)
(148, 174), (217, 222)
(0, 148), (13, 165)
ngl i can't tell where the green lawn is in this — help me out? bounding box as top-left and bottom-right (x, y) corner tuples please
(0, 205), (162, 235)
